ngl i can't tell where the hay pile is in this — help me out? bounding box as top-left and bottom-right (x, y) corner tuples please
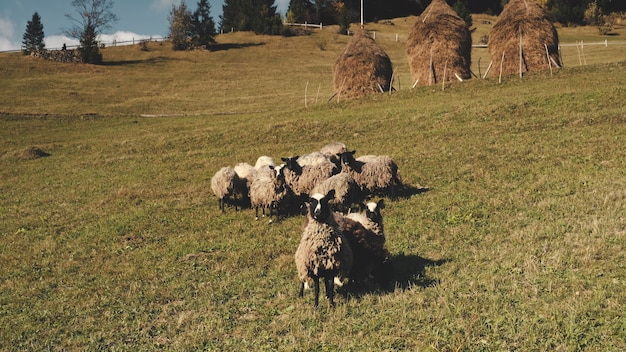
(406, 0), (472, 86)
(333, 30), (393, 100)
(488, 0), (561, 77)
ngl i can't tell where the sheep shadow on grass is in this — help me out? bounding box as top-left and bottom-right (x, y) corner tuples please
(390, 253), (448, 291)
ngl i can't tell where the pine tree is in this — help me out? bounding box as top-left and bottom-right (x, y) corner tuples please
(78, 20), (102, 64)
(191, 0), (217, 47)
(22, 12), (46, 55)
(64, 0), (117, 64)
(168, 1), (192, 50)
(452, 0), (472, 28)
(220, 0), (282, 34)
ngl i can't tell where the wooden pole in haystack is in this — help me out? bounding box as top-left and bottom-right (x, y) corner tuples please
(499, 51), (505, 84)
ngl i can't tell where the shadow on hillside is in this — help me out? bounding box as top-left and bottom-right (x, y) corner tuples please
(390, 253), (449, 291)
(101, 56), (170, 66)
(395, 184), (430, 199)
(339, 253), (448, 300)
(210, 42), (265, 52)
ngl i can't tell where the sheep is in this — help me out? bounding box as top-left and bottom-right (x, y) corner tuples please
(234, 162), (257, 207)
(310, 173), (362, 213)
(254, 155), (276, 169)
(249, 165), (289, 223)
(210, 166), (245, 212)
(339, 150), (403, 199)
(320, 142), (348, 168)
(295, 190), (353, 308)
(297, 152), (331, 167)
(281, 155), (338, 206)
(334, 199), (393, 290)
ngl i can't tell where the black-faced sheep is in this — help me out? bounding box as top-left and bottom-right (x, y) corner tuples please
(334, 199), (393, 290)
(281, 155), (338, 205)
(310, 173), (361, 213)
(210, 166), (245, 212)
(249, 165), (289, 223)
(295, 190), (353, 308)
(339, 151), (403, 199)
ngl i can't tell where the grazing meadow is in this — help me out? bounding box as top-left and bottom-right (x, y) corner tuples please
(1, 16), (626, 350)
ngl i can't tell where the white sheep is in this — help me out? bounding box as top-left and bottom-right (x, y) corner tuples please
(210, 166), (245, 212)
(249, 165), (289, 223)
(339, 151), (403, 199)
(281, 155), (338, 202)
(254, 155), (276, 169)
(234, 162), (257, 206)
(310, 172), (361, 213)
(320, 142), (348, 167)
(295, 190), (353, 307)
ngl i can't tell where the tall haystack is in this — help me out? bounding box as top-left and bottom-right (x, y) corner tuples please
(406, 0), (472, 86)
(488, 0), (561, 78)
(333, 30), (393, 100)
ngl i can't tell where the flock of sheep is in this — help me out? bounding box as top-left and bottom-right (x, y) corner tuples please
(210, 142), (403, 307)
(210, 142), (403, 220)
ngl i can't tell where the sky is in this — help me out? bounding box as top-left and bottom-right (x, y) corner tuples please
(0, 0), (290, 52)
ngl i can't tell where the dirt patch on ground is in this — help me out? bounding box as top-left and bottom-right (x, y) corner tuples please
(3, 146), (51, 161)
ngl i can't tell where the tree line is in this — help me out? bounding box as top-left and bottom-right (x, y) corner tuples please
(22, 0), (626, 63)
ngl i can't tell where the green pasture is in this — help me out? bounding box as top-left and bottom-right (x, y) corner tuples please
(1, 17), (625, 350)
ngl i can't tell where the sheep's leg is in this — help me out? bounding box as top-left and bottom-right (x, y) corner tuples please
(219, 198), (225, 213)
(299, 282), (305, 298)
(325, 276), (335, 308)
(254, 207), (259, 220)
(313, 277), (320, 308)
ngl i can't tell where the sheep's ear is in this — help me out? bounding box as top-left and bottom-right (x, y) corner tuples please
(325, 189), (336, 201)
(377, 199), (385, 210)
(281, 157), (289, 162)
(349, 150), (356, 155)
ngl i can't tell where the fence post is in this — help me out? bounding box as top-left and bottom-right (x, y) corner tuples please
(396, 33), (398, 41)
(605, 39), (608, 47)
(373, 31), (376, 40)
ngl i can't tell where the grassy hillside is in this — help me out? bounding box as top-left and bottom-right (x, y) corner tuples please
(1, 17), (626, 350)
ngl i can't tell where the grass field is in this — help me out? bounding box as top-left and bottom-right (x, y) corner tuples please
(1, 16), (626, 350)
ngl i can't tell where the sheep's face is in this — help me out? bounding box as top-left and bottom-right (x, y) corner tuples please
(339, 150), (356, 167)
(280, 156), (301, 173)
(365, 199), (385, 224)
(308, 190), (336, 221)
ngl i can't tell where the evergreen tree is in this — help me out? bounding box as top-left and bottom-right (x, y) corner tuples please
(191, 0), (217, 47)
(452, 0), (472, 27)
(220, 0), (282, 34)
(22, 12), (46, 55)
(78, 20), (102, 64)
(64, 0), (117, 64)
(168, 1), (192, 50)
(287, 0), (315, 23)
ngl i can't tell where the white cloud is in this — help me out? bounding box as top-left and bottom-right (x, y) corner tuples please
(44, 35), (79, 50)
(0, 16), (19, 51)
(150, 0), (179, 12)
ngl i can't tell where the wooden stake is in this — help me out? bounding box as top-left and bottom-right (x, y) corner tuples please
(305, 81), (309, 108)
(389, 69), (396, 95)
(442, 59), (448, 91)
(483, 61), (493, 79)
(412, 79), (419, 88)
(519, 32), (523, 78)
(544, 44), (553, 77)
(499, 51), (505, 84)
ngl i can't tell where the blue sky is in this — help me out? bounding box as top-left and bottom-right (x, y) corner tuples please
(0, 0), (290, 51)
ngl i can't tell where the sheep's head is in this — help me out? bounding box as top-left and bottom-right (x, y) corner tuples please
(281, 156), (301, 173)
(364, 199), (385, 224)
(338, 150), (357, 168)
(307, 190), (336, 222)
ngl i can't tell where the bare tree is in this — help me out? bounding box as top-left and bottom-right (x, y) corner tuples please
(64, 0), (118, 63)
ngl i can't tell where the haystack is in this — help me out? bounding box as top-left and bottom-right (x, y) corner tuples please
(488, 0), (561, 78)
(333, 30), (393, 100)
(406, 0), (472, 86)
